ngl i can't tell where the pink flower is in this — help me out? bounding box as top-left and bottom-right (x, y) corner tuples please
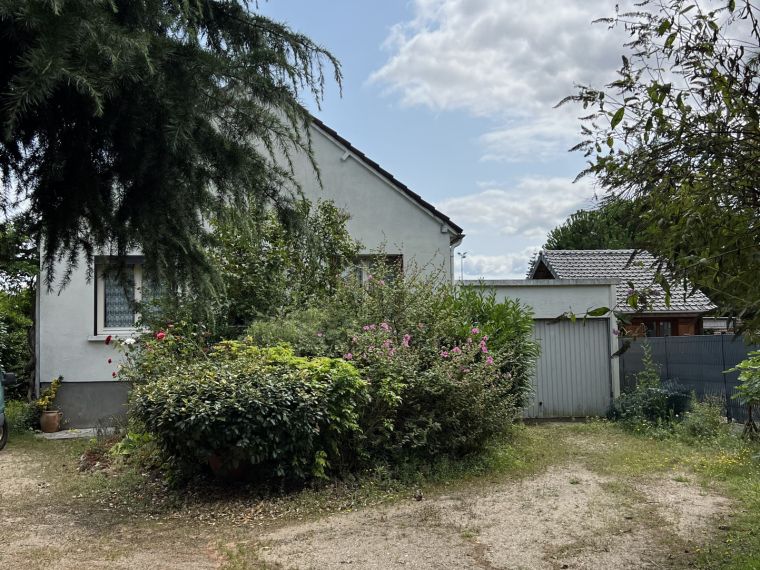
(367, 274), (374, 281)
(155, 331), (166, 340)
(471, 327), (480, 335)
(369, 324), (377, 331)
(479, 340), (488, 353)
(388, 348), (396, 357)
(317, 331), (323, 337)
(343, 353), (353, 360)
(402, 334), (411, 348)
(379, 279), (385, 286)
(104, 335), (112, 345)
(482, 335), (489, 341)
(612, 329), (620, 337)
(440, 350), (449, 358)
(486, 356), (494, 365)
(382, 339), (393, 349)
(452, 346), (462, 355)
(380, 322), (390, 331)
(363, 325), (371, 331)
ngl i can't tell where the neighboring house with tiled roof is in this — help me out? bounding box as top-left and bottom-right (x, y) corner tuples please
(528, 249), (715, 337)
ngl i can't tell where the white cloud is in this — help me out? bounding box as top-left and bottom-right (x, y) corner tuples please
(437, 176), (597, 240)
(458, 249), (540, 280)
(440, 176), (597, 278)
(371, 0), (629, 161)
(479, 107), (581, 163)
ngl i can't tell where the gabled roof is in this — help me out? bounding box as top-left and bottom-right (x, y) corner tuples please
(528, 249), (715, 314)
(310, 117), (464, 242)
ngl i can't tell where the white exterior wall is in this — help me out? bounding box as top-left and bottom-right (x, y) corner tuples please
(38, 123), (460, 391)
(292, 125), (456, 278)
(38, 266), (118, 385)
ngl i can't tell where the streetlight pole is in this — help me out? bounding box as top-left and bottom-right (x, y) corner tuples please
(457, 251), (468, 283)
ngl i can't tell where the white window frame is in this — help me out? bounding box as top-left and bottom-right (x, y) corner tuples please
(95, 259), (151, 336)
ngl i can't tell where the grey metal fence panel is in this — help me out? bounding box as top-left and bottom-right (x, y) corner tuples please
(526, 319), (612, 418)
(618, 335), (757, 421)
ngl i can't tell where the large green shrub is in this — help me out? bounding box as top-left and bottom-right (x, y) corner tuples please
(130, 343), (368, 480)
(247, 265), (539, 461)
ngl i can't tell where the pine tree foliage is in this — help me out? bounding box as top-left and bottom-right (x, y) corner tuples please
(560, 0), (760, 335)
(0, 0), (341, 290)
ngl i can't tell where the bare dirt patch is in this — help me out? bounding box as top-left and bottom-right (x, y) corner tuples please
(0, 442), (219, 570)
(0, 428), (733, 570)
(256, 464), (729, 570)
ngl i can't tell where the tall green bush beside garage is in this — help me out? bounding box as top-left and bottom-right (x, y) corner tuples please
(125, 263), (540, 483)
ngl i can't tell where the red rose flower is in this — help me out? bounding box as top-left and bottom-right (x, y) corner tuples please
(155, 331), (166, 340)
(105, 335), (112, 345)
(107, 358), (112, 364)
(112, 372), (117, 378)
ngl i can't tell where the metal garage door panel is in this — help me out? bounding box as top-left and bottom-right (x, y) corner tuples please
(525, 319), (612, 418)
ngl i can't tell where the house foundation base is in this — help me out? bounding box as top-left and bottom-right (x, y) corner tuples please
(39, 381), (132, 429)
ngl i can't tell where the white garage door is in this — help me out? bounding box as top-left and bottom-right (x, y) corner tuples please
(525, 319), (613, 418)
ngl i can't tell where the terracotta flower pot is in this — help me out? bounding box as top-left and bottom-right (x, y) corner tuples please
(40, 410), (63, 433)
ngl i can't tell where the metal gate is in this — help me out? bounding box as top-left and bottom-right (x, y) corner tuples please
(525, 319), (613, 418)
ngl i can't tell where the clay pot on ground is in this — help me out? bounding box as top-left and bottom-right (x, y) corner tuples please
(40, 410), (63, 433)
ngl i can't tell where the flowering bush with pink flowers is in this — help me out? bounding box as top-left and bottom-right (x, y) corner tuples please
(125, 257), (538, 476)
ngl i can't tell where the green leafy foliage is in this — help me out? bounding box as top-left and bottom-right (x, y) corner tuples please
(248, 265), (539, 463)
(4, 399), (36, 432)
(0, 0), (341, 289)
(130, 343), (369, 481)
(729, 350), (760, 438)
(131, 198), (358, 341)
(124, 261), (539, 482)
(0, 213), (38, 399)
(544, 198), (640, 250)
(730, 350), (760, 409)
(562, 0), (760, 337)
(210, 200), (358, 333)
(609, 344), (691, 429)
(36, 376), (61, 412)
(675, 397), (727, 442)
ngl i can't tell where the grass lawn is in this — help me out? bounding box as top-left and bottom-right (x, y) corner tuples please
(1, 421), (758, 569)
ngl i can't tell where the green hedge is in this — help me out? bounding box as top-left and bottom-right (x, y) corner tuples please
(130, 343), (368, 480)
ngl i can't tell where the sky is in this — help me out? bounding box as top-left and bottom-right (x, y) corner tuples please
(258, 0), (632, 278)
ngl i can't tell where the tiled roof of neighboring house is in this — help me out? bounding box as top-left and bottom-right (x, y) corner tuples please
(529, 249), (715, 313)
(310, 117), (464, 242)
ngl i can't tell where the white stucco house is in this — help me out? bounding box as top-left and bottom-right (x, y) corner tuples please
(36, 118), (464, 427)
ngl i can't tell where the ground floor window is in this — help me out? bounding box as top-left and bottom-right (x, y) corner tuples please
(95, 258), (159, 335)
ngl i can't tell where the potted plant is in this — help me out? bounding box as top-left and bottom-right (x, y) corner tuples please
(37, 376), (63, 433)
